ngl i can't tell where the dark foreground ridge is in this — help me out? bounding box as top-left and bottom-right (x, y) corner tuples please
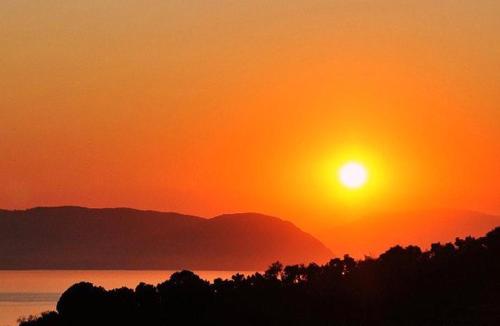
(20, 227), (500, 326)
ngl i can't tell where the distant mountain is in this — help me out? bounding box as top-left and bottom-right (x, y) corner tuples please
(0, 207), (332, 270)
(319, 209), (500, 258)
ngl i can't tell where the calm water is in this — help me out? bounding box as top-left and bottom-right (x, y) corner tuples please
(0, 270), (247, 326)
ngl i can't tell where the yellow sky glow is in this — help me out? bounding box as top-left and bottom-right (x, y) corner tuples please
(1, 1), (500, 237)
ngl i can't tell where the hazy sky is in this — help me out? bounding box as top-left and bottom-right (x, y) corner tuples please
(1, 1), (500, 230)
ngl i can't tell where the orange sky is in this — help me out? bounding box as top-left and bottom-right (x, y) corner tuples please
(1, 1), (500, 234)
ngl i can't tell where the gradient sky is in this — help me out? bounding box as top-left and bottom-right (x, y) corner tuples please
(1, 1), (500, 233)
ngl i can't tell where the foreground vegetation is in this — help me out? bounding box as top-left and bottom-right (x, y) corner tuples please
(21, 227), (500, 326)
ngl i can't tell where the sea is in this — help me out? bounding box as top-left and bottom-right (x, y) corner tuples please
(0, 270), (248, 326)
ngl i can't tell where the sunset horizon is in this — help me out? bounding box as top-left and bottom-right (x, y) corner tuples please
(1, 1), (499, 325)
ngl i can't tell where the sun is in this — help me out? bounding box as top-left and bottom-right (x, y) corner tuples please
(339, 162), (368, 189)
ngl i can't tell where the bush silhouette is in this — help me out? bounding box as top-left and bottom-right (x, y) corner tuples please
(20, 227), (500, 326)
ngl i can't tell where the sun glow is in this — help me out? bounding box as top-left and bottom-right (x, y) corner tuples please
(339, 162), (368, 189)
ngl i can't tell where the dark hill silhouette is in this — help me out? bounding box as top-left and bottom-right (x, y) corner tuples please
(18, 227), (500, 326)
(0, 207), (332, 270)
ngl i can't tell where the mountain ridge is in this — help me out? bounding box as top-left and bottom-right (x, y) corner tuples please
(0, 206), (332, 270)
(318, 208), (500, 257)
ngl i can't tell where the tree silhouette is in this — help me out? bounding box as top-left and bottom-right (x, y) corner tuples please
(20, 226), (500, 326)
